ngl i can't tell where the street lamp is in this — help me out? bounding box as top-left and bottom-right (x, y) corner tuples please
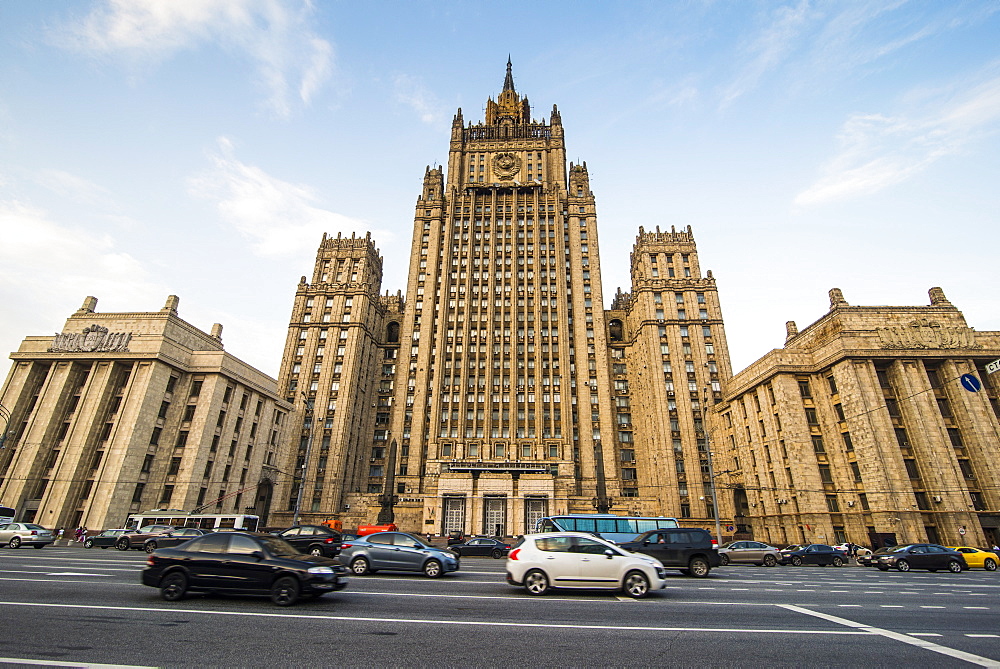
(292, 393), (316, 526)
(702, 389), (723, 547)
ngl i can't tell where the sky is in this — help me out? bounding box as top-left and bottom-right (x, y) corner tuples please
(1, 0), (999, 380)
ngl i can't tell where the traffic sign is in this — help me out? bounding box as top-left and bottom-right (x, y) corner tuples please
(961, 374), (982, 392)
(959, 527), (967, 536)
(987, 359), (1000, 375)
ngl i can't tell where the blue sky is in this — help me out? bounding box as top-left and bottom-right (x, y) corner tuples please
(1, 1), (998, 379)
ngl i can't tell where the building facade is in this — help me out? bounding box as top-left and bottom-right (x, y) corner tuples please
(713, 287), (1000, 548)
(0, 296), (292, 530)
(270, 62), (736, 536)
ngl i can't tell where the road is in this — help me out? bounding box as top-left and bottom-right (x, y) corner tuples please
(1, 545), (999, 667)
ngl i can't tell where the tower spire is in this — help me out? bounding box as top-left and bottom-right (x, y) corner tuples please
(503, 56), (515, 92)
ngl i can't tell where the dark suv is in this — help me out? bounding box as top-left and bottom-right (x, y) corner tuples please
(271, 525), (344, 557)
(618, 528), (720, 577)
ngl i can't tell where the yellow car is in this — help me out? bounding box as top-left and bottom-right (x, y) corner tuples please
(947, 546), (998, 571)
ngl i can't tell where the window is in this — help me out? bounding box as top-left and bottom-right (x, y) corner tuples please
(131, 483), (145, 504)
(826, 495), (840, 512)
(811, 436), (825, 453)
(850, 461), (862, 482)
(903, 459), (920, 479)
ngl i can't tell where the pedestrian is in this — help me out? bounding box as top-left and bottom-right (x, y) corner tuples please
(57, 528), (64, 543)
(79, 527), (87, 543)
(74, 527), (82, 542)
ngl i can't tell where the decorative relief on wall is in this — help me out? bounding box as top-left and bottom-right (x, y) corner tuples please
(877, 319), (979, 349)
(492, 152), (521, 179)
(50, 325), (132, 352)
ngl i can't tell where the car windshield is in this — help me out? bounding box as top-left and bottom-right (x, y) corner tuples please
(719, 542), (736, 549)
(257, 535), (304, 558)
(24, 524), (47, 530)
(885, 545), (909, 553)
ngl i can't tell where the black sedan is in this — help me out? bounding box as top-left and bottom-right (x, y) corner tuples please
(271, 525), (344, 557)
(778, 544), (848, 566)
(84, 529), (138, 549)
(141, 531), (349, 606)
(873, 544), (967, 572)
(448, 537), (511, 558)
(143, 527), (207, 553)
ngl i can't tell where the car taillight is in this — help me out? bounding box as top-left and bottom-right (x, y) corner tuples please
(146, 556), (156, 566)
(30, 530), (38, 536)
(711, 539), (718, 548)
(324, 537), (335, 544)
(508, 548), (520, 560)
(341, 543), (353, 550)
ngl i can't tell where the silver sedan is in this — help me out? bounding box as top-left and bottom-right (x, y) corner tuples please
(718, 540), (781, 566)
(0, 523), (55, 548)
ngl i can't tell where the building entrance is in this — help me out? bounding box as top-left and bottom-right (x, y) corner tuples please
(484, 497), (506, 537)
(443, 497), (466, 535)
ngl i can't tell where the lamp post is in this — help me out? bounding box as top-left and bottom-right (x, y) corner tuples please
(702, 389), (723, 546)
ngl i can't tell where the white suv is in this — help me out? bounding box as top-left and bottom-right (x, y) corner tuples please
(505, 532), (668, 598)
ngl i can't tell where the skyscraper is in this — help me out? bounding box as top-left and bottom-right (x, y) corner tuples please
(272, 62), (734, 536)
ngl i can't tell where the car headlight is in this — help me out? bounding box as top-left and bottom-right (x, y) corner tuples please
(307, 566), (334, 575)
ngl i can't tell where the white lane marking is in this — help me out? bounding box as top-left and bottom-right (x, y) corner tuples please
(910, 633), (943, 637)
(0, 577), (142, 585)
(964, 607), (990, 610)
(920, 606), (945, 609)
(796, 589), (816, 592)
(838, 605), (862, 608)
(967, 635), (1000, 638)
(779, 604), (1000, 668)
(0, 657), (153, 669)
(880, 605), (904, 608)
(0, 601), (869, 635)
(45, 572), (112, 577)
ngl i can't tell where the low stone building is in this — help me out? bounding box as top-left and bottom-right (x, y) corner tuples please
(712, 287), (1000, 549)
(0, 296), (292, 531)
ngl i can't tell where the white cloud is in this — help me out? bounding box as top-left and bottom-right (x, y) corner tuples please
(188, 137), (376, 257)
(0, 198), (165, 354)
(795, 73), (1000, 206)
(61, 0), (334, 118)
(719, 0), (812, 108)
(393, 74), (448, 125)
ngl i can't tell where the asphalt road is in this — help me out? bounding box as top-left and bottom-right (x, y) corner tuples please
(1, 545), (999, 667)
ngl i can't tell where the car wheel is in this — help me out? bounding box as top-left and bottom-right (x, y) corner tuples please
(160, 572), (188, 601)
(524, 569), (550, 596)
(116, 538), (130, 551)
(309, 546), (324, 557)
(719, 554), (730, 566)
(9, 537), (21, 549)
(623, 570), (651, 599)
(145, 541), (158, 554)
(491, 549), (504, 559)
(688, 557), (711, 578)
(423, 559), (443, 578)
(984, 558), (997, 571)
(762, 554), (777, 567)
(947, 560), (963, 573)
(350, 557), (370, 575)
(84, 539), (94, 549)
(270, 576), (300, 606)
(832, 556), (844, 567)
(791, 556), (803, 566)
(896, 559), (911, 572)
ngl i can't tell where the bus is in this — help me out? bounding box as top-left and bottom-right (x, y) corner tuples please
(124, 510), (259, 532)
(536, 514), (679, 544)
(0, 505), (15, 525)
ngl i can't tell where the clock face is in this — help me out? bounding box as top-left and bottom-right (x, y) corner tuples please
(492, 152), (521, 179)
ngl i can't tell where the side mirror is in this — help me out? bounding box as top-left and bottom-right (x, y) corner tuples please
(604, 549), (615, 559)
(642, 540), (650, 546)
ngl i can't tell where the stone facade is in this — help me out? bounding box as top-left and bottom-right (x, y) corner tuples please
(268, 62), (736, 536)
(0, 296), (292, 531)
(712, 287), (1000, 548)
